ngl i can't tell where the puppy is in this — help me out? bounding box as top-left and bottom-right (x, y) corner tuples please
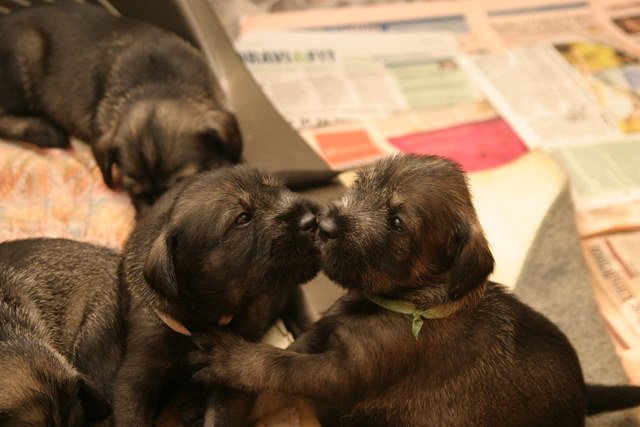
(0, 238), (120, 426)
(113, 164), (321, 425)
(0, 3), (241, 211)
(190, 154), (640, 426)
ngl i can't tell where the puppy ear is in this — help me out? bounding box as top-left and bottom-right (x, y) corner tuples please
(92, 134), (120, 188)
(447, 220), (494, 301)
(144, 229), (179, 300)
(78, 378), (111, 421)
(201, 110), (242, 163)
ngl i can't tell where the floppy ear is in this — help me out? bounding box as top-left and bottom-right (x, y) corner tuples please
(92, 134), (120, 188)
(201, 110), (243, 163)
(143, 229), (179, 300)
(78, 378), (111, 421)
(447, 220), (494, 301)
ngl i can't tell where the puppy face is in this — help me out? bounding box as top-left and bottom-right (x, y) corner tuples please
(318, 154), (493, 302)
(95, 99), (242, 211)
(143, 165), (321, 332)
(0, 342), (110, 426)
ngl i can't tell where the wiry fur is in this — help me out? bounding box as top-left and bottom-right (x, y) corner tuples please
(0, 3), (242, 212)
(190, 154), (640, 426)
(114, 165), (321, 425)
(0, 238), (119, 426)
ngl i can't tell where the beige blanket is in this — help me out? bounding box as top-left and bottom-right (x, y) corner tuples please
(0, 139), (134, 248)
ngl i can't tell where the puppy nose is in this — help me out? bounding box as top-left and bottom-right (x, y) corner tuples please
(299, 212), (318, 233)
(318, 218), (338, 240)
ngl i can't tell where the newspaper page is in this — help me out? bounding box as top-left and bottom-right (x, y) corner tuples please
(235, 31), (476, 130)
(461, 43), (622, 148)
(547, 138), (640, 211)
(239, 0), (640, 54)
(595, 0), (640, 45)
(484, 0), (640, 54)
(239, 0), (495, 52)
(584, 231), (640, 383)
(578, 199), (640, 236)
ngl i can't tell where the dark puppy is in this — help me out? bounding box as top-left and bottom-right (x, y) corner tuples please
(0, 3), (241, 211)
(0, 238), (120, 426)
(191, 154), (640, 426)
(114, 164), (320, 425)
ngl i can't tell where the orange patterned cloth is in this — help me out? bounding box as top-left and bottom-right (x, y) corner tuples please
(0, 139), (135, 250)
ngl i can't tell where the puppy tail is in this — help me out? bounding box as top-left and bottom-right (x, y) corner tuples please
(586, 384), (640, 415)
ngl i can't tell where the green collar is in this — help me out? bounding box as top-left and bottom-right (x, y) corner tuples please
(367, 295), (457, 339)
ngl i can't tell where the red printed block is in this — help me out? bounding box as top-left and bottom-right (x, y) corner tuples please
(314, 130), (384, 168)
(389, 118), (527, 172)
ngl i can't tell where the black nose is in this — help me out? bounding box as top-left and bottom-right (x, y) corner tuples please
(318, 218), (338, 240)
(299, 212), (318, 232)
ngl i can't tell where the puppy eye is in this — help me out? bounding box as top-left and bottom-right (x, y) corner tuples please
(390, 216), (404, 232)
(234, 212), (252, 227)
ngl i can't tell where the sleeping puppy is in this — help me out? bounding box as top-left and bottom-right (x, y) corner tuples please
(0, 3), (241, 212)
(0, 238), (119, 426)
(114, 164), (320, 425)
(190, 154), (640, 426)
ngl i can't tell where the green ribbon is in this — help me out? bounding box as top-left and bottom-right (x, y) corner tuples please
(366, 295), (457, 339)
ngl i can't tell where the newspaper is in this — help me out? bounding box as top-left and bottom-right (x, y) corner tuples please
(584, 231), (640, 383)
(237, 0), (640, 172)
(299, 102), (527, 170)
(239, 0), (640, 55)
(463, 39), (640, 144)
(235, 31), (475, 130)
(461, 42), (640, 233)
(548, 137), (640, 211)
(461, 43), (623, 148)
(238, 0), (640, 229)
(578, 199), (640, 237)
(596, 0), (640, 45)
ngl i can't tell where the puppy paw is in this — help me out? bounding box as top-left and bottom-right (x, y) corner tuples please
(23, 121), (69, 148)
(188, 333), (239, 385)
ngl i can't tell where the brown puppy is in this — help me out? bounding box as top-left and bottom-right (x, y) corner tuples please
(0, 3), (241, 212)
(114, 165), (321, 425)
(0, 239), (118, 426)
(190, 155), (640, 426)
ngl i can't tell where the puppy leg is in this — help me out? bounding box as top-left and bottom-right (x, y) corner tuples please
(70, 301), (124, 413)
(113, 318), (184, 426)
(0, 27), (68, 148)
(113, 350), (168, 425)
(0, 115), (69, 147)
(191, 334), (358, 404)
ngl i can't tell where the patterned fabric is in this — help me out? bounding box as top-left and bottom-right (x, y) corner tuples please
(0, 139), (135, 250)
